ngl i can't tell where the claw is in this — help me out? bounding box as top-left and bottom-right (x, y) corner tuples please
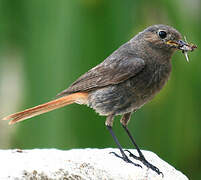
(109, 151), (142, 168)
(125, 150), (164, 177)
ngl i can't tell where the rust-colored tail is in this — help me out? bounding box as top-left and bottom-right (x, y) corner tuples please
(2, 92), (88, 125)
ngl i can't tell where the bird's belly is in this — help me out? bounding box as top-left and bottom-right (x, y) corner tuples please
(88, 65), (171, 116)
(88, 84), (137, 115)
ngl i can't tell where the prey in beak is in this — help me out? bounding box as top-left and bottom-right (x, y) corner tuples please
(167, 38), (197, 62)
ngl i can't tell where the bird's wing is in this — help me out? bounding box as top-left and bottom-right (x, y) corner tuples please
(57, 57), (145, 97)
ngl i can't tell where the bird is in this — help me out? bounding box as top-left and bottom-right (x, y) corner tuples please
(2, 24), (196, 175)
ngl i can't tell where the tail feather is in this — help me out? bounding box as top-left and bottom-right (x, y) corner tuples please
(2, 92), (88, 125)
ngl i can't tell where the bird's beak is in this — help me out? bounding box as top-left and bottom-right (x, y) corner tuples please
(166, 39), (197, 52)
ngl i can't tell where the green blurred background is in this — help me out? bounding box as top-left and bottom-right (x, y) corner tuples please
(0, 0), (200, 179)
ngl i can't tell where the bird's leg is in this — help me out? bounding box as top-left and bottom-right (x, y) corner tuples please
(121, 113), (163, 176)
(106, 115), (141, 167)
(120, 112), (145, 159)
(122, 125), (162, 175)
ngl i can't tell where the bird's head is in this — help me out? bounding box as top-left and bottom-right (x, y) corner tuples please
(140, 24), (197, 61)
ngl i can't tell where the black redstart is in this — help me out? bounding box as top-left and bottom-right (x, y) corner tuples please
(3, 24), (197, 175)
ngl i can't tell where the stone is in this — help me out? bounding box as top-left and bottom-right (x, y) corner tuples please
(0, 148), (188, 180)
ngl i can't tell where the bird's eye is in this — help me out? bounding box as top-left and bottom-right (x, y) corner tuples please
(158, 31), (167, 39)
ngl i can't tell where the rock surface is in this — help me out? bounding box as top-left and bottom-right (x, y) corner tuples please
(0, 148), (188, 180)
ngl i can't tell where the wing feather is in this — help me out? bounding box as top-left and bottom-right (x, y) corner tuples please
(57, 57), (145, 97)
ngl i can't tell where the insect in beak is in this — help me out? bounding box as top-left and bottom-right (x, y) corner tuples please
(166, 37), (197, 62)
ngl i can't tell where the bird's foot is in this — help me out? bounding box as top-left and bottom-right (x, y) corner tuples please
(109, 151), (142, 168)
(125, 150), (163, 176)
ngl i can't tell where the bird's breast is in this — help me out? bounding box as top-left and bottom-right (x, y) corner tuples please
(128, 62), (172, 104)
